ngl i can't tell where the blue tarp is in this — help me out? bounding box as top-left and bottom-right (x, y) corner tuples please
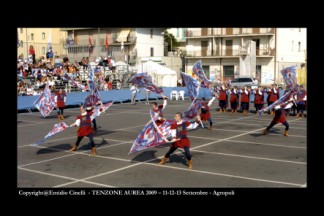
(17, 87), (189, 110)
(17, 87), (285, 110)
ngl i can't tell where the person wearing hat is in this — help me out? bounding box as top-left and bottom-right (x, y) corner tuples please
(69, 107), (97, 156)
(54, 89), (66, 120)
(86, 104), (97, 133)
(262, 100), (293, 136)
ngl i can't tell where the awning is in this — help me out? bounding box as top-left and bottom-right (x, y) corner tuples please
(116, 30), (130, 42)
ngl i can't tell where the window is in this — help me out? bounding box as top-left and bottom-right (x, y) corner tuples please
(20, 40), (23, 48)
(42, 47), (45, 54)
(150, 47), (154, 57)
(177, 28), (179, 37)
(31, 33), (34, 41)
(298, 42), (301, 52)
(292, 40), (294, 51)
(20, 28), (23, 34)
(150, 29), (153, 39)
(299, 28), (301, 32)
(42, 32), (45, 40)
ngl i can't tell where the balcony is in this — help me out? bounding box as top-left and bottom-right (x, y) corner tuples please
(186, 28), (275, 37)
(186, 47), (274, 58)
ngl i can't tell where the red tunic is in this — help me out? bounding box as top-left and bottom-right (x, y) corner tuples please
(77, 112), (93, 137)
(271, 109), (286, 124)
(268, 88), (279, 103)
(56, 92), (66, 108)
(200, 101), (211, 120)
(229, 90), (239, 103)
(254, 92), (264, 104)
(240, 90), (250, 103)
(218, 89), (227, 101)
(171, 121), (191, 148)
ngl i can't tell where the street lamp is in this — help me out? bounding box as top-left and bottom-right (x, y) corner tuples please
(161, 32), (173, 71)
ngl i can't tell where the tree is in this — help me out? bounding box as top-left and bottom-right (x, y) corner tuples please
(163, 30), (178, 52)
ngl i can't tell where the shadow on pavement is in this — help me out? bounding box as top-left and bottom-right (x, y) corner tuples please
(131, 150), (158, 163)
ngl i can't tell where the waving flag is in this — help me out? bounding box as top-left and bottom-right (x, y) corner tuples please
(181, 72), (200, 101)
(90, 101), (114, 120)
(184, 99), (203, 119)
(34, 84), (56, 117)
(129, 109), (175, 154)
(192, 60), (212, 85)
(192, 60), (214, 96)
(89, 34), (94, 55)
(281, 65), (299, 91)
(71, 80), (85, 90)
(34, 122), (70, 146)
(83, 93), (101, 108)
(105, 33), (109, 53)
(129, 73), (164, 95)
(88, 67), (95, 91)
(129, 121), (166, 155)
(150, 110), (173, 142)
(64, 73), (85, 90)
(83, 67), (101, 107)
(92, 84), (101, 104)
(258, 65), (300, 116)
(258, 89), (294, 115)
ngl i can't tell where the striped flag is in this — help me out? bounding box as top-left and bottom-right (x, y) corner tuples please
(129, 72), (164, 95)
(105, 33), (109, 53)
(281, 65), (299, 91)
(34, 84), (56, 117)
(34, 122), (70, 146)
(89, 34), (94, 55)
(184, 98), (202, 119)
(181, 72), (200, 101)
(192, 60), (213, 96)
(90, 101), (113, 121)
(258, 89), (296, 115)
(129, 110), (174, 154)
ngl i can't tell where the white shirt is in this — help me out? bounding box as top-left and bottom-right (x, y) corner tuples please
(130, 85), (138, 94)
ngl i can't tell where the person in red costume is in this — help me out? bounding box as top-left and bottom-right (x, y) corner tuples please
(262, 100), (293, 136)
(54, 89), (66, 120)
(29, 45), (36, 64)
(159, 112), (193, 169)
(151, 96), (168, 126)
(69, 108), (97, 156)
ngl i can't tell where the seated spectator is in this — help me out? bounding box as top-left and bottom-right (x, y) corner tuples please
(26, 84), (34, 96)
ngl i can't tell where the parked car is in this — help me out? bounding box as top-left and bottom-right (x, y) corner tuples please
(230, 77), (259, 89)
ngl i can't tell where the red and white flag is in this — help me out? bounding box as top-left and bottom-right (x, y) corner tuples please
(34, 122), (70, 146)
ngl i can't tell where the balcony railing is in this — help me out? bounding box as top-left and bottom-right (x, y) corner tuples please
(186, 28), (275, 37)
(186, 47), (274, 57)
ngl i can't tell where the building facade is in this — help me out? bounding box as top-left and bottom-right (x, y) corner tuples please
(17, 28), (68, 61)
(60, 28), (165, 65)
(185, 28), (306, 85)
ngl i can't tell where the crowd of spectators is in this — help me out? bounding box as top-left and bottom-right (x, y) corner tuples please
(17, 54), (122, 96)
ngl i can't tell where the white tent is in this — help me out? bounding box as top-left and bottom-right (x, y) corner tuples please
(138, 60), (177, 87)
